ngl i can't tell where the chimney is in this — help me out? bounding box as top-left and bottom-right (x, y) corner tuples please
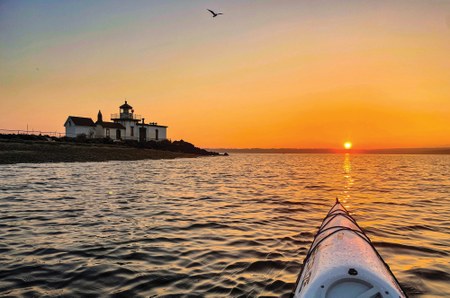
(97, 110), (103, 123)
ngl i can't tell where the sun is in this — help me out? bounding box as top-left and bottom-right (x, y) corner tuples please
(344, 142), (352, 150)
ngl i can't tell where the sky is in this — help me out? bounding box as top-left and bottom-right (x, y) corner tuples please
(1, 0), (449, 149)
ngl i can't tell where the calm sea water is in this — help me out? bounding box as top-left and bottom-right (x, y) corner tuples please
(0, 154), (449, 297)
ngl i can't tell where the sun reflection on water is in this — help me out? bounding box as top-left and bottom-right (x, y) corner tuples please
(342, 153), (354, 205)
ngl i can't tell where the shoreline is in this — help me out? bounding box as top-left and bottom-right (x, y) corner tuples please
(0, 140), (199, 165)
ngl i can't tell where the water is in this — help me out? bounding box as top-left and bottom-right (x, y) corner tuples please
(0, 154), (449, 297)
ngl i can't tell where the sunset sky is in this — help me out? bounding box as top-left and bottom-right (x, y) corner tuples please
(1, 0), (449, 149)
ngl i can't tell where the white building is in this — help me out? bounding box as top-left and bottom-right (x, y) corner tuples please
(64, 101), (168, 141)
(95, 111), (126, 140)
(110, 101), (167, 141)
(64, 117), (96, 138)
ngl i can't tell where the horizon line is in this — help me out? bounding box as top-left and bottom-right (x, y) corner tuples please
(209, 146), (450, 150)
(208, 147), (450, 154)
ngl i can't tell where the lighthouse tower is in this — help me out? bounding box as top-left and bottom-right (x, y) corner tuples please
(111, 101), (141, 140)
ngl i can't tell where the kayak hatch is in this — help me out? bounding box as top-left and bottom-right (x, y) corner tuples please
(292, 199), (407, 298)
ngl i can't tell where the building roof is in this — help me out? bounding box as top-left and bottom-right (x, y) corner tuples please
(137, 121), (168, 128)
(66, 116), (95, 127)
(97, 121), (125, 129)
(137, 123), (168, 128)
(120, 101), (133, 109)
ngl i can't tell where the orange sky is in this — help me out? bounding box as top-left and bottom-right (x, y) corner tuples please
(1, 1), (449, 149)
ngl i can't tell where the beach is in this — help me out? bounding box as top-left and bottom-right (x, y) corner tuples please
(0, 140), (198, 164)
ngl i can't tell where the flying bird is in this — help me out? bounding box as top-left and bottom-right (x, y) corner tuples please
(207, 9), (223, 18)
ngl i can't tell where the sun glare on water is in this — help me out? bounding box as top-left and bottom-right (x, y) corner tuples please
(344, 142), (352, 150)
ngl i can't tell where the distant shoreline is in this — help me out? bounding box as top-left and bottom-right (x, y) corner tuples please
(211, 147), (450, 155)
(0, 140), (199, 165)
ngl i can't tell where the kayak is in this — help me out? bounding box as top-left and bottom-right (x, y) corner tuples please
(292, 199), (406, 298)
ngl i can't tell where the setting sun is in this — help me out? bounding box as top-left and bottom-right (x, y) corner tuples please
(344, 142), (352, 150)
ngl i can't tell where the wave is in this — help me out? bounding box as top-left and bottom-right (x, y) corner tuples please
(1, 154), (449, 297)
(406, 268), (450, 281)
(373, 241), (448, 256)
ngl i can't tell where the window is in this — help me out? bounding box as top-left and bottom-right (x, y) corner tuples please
(155, 129), (159, 140)
(106, 128), (110, 137)
(131, 126), (134, 137)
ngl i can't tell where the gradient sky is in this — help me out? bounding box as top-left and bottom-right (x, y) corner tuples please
(1, 0), (449, 148)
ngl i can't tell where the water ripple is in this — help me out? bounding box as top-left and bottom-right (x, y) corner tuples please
(0, 154), (449, 297)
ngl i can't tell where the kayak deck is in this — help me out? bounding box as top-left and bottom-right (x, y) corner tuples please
(292, 199), (406, 298)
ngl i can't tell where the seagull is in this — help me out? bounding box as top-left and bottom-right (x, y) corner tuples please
(207, 9), (223, 18)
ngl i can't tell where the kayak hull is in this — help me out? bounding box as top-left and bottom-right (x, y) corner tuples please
(292, 200), (406, 298)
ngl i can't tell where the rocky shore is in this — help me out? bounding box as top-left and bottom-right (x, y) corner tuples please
(0, 137), (213, 164)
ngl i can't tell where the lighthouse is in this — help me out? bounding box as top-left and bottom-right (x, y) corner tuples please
(111, 101), (141, 140)
(64, 100), (168, 141)
(111, 101), (167, 141)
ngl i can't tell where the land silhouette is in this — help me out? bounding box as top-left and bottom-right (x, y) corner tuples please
(0, 134), (220, 164)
